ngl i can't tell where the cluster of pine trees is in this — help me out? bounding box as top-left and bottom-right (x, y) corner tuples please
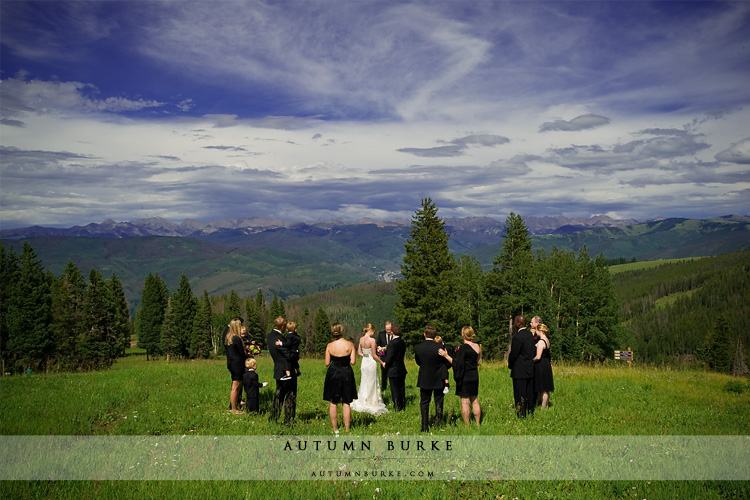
(395, 198), (623, 361)
(0, 242), (130, 373)
(135, 276), (337, 361)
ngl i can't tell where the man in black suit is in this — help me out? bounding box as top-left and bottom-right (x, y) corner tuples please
(381, 324), (407, 411)
(376, 321), (394, 391)
(414, 325), (452, 432)
(266, 316), (296, 424)
(508, 315), (535, 418)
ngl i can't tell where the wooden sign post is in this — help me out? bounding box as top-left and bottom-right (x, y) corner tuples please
(614, 347), (633, 367)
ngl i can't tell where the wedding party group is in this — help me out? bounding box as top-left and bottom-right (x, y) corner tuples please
(224, 314), (554, 431)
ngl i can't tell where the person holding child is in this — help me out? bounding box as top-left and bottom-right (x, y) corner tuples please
(414, 325), (452, 432)
(508, 315), (536, 418)
(323, 322), (357, 433)
(242, 358), (269, 413)
(267, 316), (297, 424)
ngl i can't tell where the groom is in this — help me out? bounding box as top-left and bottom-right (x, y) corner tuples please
(414, 325), (452, 432)
(381, 324), (406, 411)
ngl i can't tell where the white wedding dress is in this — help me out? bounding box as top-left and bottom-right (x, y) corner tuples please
(350, 348), (388, 416)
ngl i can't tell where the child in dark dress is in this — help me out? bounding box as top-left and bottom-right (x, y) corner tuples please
(242, 358), (268, 413)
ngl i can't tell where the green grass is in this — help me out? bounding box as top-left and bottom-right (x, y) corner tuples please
(609, 257), (702, 275)
(2, 356), (748, 498)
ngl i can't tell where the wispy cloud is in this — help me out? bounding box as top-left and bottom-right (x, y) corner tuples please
(1, 1), (749, 228)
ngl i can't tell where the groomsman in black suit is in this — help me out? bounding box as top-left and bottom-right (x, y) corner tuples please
(376, 321), (394, 391)
(414, 325), (452, 432)
(266, 316), (297, 424)
(508, 315), (536, 418)
(381, 324), (407, 411)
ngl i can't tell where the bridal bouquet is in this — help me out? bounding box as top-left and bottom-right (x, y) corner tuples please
(377, 346), (387, 357)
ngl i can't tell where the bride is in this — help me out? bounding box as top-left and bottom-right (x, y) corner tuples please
(350, 323), (388, 416)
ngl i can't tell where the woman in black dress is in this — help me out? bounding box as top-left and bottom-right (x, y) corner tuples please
(225, 317), (247, 415)
(323, 322), (357, 433)
(533, 323), (554, 408)
(441, 325), (482, 426)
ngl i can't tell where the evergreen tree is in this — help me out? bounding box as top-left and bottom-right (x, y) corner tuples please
(301, 307), (312, 355)
(484, 212), (535, 359)
(255, 289), (267, 334)
(50, 260), (86, 369)
(79, 269), (111, 369)
(191, 290), (213, 359)
(452, 254), (486, 345)
(244, 297), (264, 347)
(394, 197), (457, 346)
(314, 307), (331, 356)
(700, 316), (732, 373)
(171, 274), (197, 358)
(0, 243), (18, 371)
(5, 242), (53, 372)
(731, 335), (749, 377)
(107, 274), (131, 358)
(227, 290), (242, 318)
(160, 298), (179, 361)
(269, 293), (286, 322)
(137, 273), (168, 359)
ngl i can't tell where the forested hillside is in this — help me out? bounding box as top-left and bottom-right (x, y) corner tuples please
(612, 251), (750, 371)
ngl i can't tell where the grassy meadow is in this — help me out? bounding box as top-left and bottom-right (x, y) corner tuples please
(1, 354), (749, 499)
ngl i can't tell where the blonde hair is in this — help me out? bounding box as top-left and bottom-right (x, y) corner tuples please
(362, 323), (375, 333)
(224, 317), (243, 345)
(461, 326), (476, 341)
(287, 321), (297, 332)
(538, 324), (550, 335)
(331, 322), (345, 339)
(434, 335), (443, 344)
(245, 358), (257, 369)
(273, 316), (287, 331)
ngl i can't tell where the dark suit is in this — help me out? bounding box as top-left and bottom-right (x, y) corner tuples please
(376, 329), (392, 390)
(267, 329), (297, 424)
(382, 336), (407, 411)
(415, 339), (452, 431)
(242, 369), (263, 412)
(508, 327), (536, 417)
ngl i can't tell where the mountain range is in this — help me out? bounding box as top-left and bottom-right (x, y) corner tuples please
(2, 214), (748, 310)
(0, 213), (642, 240)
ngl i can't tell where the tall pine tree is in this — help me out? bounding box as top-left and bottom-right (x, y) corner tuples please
(314, 307), (331, 356)
(137, 273), (168, 360)
(394, 197), (457, 346)
(107, 274), (131, 358)
(50, 260), (86, 369)
(171, 274), (197, 358)
(484, 212), (535, 358)
(5, 242), (53, 372)
(79, 269), (111, 369)
(191, 290), (213, 359)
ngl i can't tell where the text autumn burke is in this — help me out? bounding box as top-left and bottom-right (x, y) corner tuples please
(283, 439), (453, 452)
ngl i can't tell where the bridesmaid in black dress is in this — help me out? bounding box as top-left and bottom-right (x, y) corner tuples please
(323, 322), (357, 433)
(224, 317), (248, 415)
(533, 324), (555, 408)
(440, 325), (482, 426)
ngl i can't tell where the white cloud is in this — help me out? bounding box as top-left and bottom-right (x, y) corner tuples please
(715, 137), (750, 165)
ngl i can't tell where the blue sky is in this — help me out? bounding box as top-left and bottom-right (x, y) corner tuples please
(1, 0), (749, 229)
